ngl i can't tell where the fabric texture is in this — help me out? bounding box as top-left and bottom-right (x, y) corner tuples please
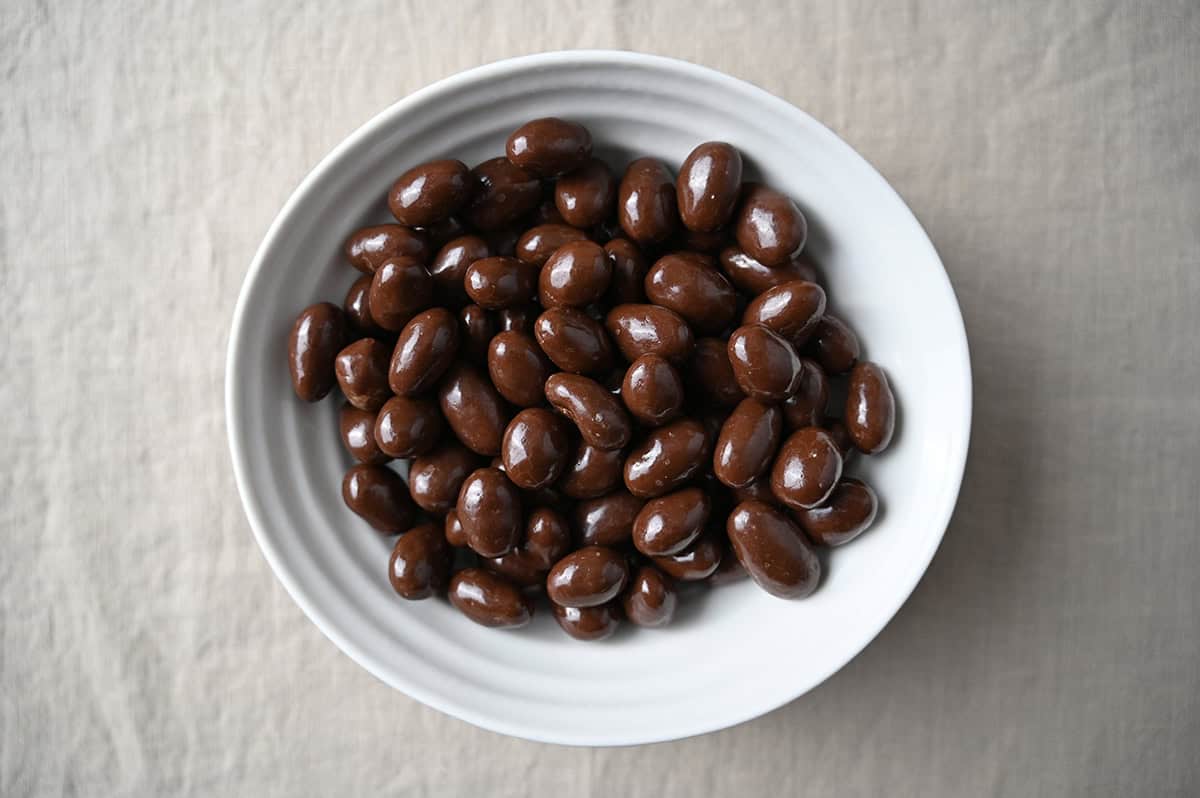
(2, 1), (1198, 795)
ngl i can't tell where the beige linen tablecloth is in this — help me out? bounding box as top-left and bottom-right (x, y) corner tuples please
(3, 1), (1198, 795)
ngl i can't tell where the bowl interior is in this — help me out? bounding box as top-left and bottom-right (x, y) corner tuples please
(227, 51), (971, 745)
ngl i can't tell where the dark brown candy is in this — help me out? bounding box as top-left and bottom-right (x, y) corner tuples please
(727, 324), (805, 402)
(544, 373), (632, 451)
(429, 235), (489, 306)
(457, 304), (495, 365)
(456, 467), (523, 557)
(742, 280), (826, 347)
(334, 337), (392, 411)
(343, 275), (382, 335)
(688, 337), (744, 407)
(770, 427), (843, 510)
(449, 568), (534, 628)
(289, 302), (347, 401)
(603, 238), (649, 305)
(555, 157), (616, 228)
(621, 566), (677, 626)
(389, 307), (460, 396)
(632, 486), (709, 556)
(339, 403), (390, 464)
(344, 224), (430, 273)
(553, 602), (620, 641)
(534, 307), (614, 375)
(651, 532), (723, 581)
(368, 256), (434, 331)
(388, 523), (452, 599)
(793, 477), (878, 547)
(444, 509), (468, 547)
(807, 314), (860, 375)
(515, 223), (589, 267)
(677, 141), (743, 232)
(341, 464), (415, 533)
(408, 443), (480, 516)
(501, 408), (571, 490)
(374, 396), (442, 458)
(825, 418), (855, 460)
(845, 361), (896, 454)
(718, 247), (819, 296)
(539, 240), (612, 308)
(437, 363), (510, 456)
(387, 159), (473, 227)
(617, 158), (678, 245)
(604, 303), (694, 365)
(644, 253), (738, 335)
(732, 476), (779, 507)
(573, 489), (644, 546)
(546, 546), (630, 608)
(558, 443), (625, 499)
(733, 183), (807, 266)
(523, 508), (573, 570)
(496, 305), (537, 334)
(487, 330), (555, 408)
(464, 256), (537, 309)
(464, 157), (541, 230)
(624, 418), (710, 498)
(506, 117), (592, 177)
(621, 354), (684, 427)
(728, 500), (820, 598)
(713, 398), (783, 488)
(781, 360), (830, 431)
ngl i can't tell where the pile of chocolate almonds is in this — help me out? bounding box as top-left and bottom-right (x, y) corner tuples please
(287, 117), (896, 640)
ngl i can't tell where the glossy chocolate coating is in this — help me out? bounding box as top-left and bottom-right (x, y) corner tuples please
(713, 398), (783, 488)
(733, 183), (808, 266)
(781, 360), (830, 431)
(742, 280), (826, 347)
(464, 256), (537, 310)
(632, 486), (709, 556)
(677, 141), (743, 232)
(496, 305), (537, 335)
(651, 532), (723, 581)
(449, 568), (534, 628)
(603, 238), (649, 305)
(573, 489), (644, 547)
(444, 509), (468, 547)
(807, 314), (860, 375)
(437, 363), (510, 456)
(487, 330), (556, 408)
(544, 373), (632, 451)
(770, 427), (843, 510)
(728, 500), (820, 598)
(825, 418), (856, 460)
(678, 226), (729, 253)
(388, 159), (473, 227)
(343, 275), (382, 336)
(367, 256), (434, 331)
(732, 476), (779, 506)
(604, 303), (694, 365)
(389, 307), (460, 396)
(430, 234), (489, 306)
(623, 418), (710, 498)
(289, 302), (347, 401)
(338, 403), (390, 464)
(718, 247), (819, 296)
(709, 547), (748, 585)
(558, 443), (624, 499)
(555, 157), (616, 228)
(418, 215), (467, 249)
(515, 223), (589, 267)
(793, 477), (878, 547)
(457, 304), (495, 365)
(621, 354), (684, 427)
(534, 307), (614, 374)
(505, 117), (592, 177)
(539, 240), (612, 308)
(464, 157), (541, 231)
(341, 464), (415, 533)
(343, 224), (430, 273)
(531, 198), (566, 226)
(523, 508), (573, 570)
(645, 253), (738, 335)
(456, 467), (523, 557)
(483, 547), (549, 589)
(845, 361), (896, 454)
(546, 545), (630, 608)
(334, 337), (392, 411)
(408, 443), (480, 516)
(688, 337), (744, 407)
(727, 324), (805, 402)
(374, 396), (442, 458)
(388, 523), (452, 599)
(622, 566), (677, 626)
(618, 158), (678, 245)
(553, 602), (620, 641)
(501, 408), (570, 490)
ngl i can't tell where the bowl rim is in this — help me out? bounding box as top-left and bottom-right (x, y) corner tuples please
(225, 48), (973, 746)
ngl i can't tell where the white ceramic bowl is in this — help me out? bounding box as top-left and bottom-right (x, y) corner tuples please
(226, 50), (971, 746)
